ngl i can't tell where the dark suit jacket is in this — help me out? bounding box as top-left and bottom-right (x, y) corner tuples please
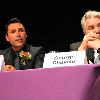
(0, 44), (45, 70)
(70, 41), (94, 63)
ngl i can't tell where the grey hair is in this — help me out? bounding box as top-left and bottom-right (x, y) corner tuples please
(81, 10), (100, 33)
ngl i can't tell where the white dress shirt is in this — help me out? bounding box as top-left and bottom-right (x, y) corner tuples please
(88, 49), (99, 64)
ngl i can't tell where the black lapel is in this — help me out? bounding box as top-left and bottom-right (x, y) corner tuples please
(4, 48), (15, 67)
(86, 48), (94, 63)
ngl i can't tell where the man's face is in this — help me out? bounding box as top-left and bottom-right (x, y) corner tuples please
(6, 23), (27, 49)
(84, 17), (100, 36)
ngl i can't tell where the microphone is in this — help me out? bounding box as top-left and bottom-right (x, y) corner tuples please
(97, 48), (100, 60)
(97, 48), (100, 53)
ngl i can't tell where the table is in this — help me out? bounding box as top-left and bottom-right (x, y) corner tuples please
(0, 64), (100, 100)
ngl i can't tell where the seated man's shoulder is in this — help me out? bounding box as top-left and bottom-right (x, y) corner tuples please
(0, 50), (4, 55)
(70, 41), (81, 51)
(71, 41), (81, 46)
(0, 47), (12, 54)
(30, 45), (44, 51)
(30, 45), (45, 54)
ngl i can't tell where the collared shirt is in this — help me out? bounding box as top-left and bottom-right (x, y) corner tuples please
(2, 43), (45, 70)
(94, 49), (99, 60)
(88, 49), (99, 64)
(89, 49), (99, 64)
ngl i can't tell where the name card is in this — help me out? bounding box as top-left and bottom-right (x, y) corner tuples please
(0, 55), (5, 70)
(43, 51), (86, 68)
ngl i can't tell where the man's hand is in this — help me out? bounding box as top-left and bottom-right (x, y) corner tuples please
(2, 65), (16, 71)
(78, 32), (99, 50)
(88, 39), (100, 50)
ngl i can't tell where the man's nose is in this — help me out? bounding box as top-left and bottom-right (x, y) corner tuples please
(16, 31), (20, 36)
(94, 27), (100, 34)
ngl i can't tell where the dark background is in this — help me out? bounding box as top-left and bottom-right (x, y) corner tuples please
(0, 0), (100, 53)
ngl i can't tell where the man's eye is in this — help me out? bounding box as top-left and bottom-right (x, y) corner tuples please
(11, 30), (16, 33)
(19, 29), (25, 32)
(88, 26), (94, 30)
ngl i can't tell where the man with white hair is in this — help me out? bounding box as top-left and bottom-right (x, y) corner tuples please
(70, 10), (100, 64)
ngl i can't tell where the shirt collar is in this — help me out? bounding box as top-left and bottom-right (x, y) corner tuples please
(11, 43), (30, 54)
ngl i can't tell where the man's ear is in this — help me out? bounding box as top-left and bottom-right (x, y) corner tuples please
(5, 34), (9, 41)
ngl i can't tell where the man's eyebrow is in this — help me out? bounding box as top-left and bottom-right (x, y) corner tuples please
(10, 29), (16, 31)
(19, 27), (24, 29)
(97, 23), (100, 26)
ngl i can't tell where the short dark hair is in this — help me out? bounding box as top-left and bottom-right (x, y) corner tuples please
(5, 18), (23, 34)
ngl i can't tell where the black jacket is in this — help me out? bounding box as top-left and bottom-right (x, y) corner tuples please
(70, 42), (94, 63)
(0, 44), (45, 70)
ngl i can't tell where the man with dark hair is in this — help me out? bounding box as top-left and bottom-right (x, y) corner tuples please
(1, 18), (45, 71)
